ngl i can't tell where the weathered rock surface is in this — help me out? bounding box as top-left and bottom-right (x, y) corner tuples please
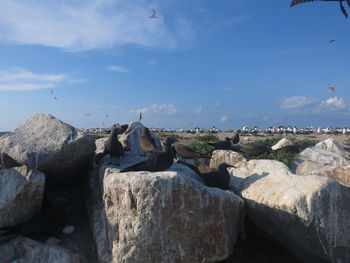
(0, 165), (45, 228)
(210, 150), (246, 170)
(95, 137), (107, 155)
(91, 163), (244, 263)
(315, 138), (350, 159)
(0, 237), (81, 263)
(118, 122), (162, 156)
(0, 114), (96, 188)
(271, 138), (293, 151)
(229, 159), (350, 263)
(296, 146), (350, 168)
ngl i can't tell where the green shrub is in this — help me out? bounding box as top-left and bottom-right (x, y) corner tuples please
(193, 134), (219, 142)
(188, 141), (214, 155)
(156, 132), (182, 140)
(298, 139), (318, 151)
(255, 150), (299, 167)
(343, 138), (350, 146)
(88, 133), (105, 140)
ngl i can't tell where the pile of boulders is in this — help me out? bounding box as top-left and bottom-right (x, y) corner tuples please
(1, 115), (350, 263)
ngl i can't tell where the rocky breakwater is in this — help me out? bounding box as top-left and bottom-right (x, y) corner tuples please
(88, 123), (245, 263)
(228, 158), (350, 263)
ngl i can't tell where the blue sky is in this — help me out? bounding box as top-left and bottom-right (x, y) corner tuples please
(0, 0), (349, 131)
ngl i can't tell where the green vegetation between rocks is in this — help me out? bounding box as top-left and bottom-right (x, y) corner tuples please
(188, 141), (214, 155)
(88, 133), (105, 141)
(193, 134), (219, 142)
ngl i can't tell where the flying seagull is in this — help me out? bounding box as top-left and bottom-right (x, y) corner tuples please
(290, 0), (350, 18)
(149, 9), (158, 18)
(84, 113), (92, 116)
(329, 39), (336, 43)
(328, 84), (336, 92)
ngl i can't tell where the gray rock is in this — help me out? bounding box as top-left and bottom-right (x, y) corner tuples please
(91, 163), (244, 263)
(271, 138), (293, 151)
(0, 165), (45, 228)
(229, 159), (350, 263)
(210, 150), (246, 170)
(0, 114), (96, 188)
(0, 237), (81, 263)
(118, 122), (162, 156)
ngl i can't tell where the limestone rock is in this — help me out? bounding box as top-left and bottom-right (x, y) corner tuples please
(271, 138), (293, 151)
(0, 165), (45, 228)
(296, 161), (350, 188)
(95, 138), (107, 155)
(296, 146), (350, 168)
(118, 122), (162, 156)
(229, 159), (350, 263)
(315, 138), (350, 159)
(0, 237), (81, 263)
(0, 114), (96, 188)
(94, 163), (244, 263)
(210, 150), (246, 170)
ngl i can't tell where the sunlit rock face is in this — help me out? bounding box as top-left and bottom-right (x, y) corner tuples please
(229, 159), (350, 263)
(209, 150), (246, 170)
(315, 138), (350, 159)
(0, 114), (96, 189)
(271, 138), (293, 151)
(90, 163), (244, 263)
(295, 139), (350, 187)
(0, 165), (44, 228)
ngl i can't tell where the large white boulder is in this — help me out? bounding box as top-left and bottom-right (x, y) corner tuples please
(90, 163), (244, 263)
(229, 159), (350, 263)
(0, 114), (96, 189)
(315, 138), (350, 159)
(0, 165), (45, 228)
(210, 150), (246, 170)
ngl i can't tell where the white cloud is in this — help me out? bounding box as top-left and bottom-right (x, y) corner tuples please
(133, 104), (180, 115)
(0, 66), (71, 91)
(220, 115), (229, 122)
(320, 97), (346, 110)
(148, 60), (157, 64)
(194, 106), (202, 114)
(0, 0), (188, 52)
(214, 102), (221, 107)
(281, 96), (314, 109)
(107, 65), (129, 73)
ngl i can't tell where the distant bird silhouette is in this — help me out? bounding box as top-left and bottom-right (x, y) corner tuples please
(173, 142), (202, 160)
(54, 96), (58, 100)
(207, 138), (232, 150)
(231, 130), (240, 144)
(328, 84), (336, 92)
(121, 137), (177, 172)
(106, 114), (109, 118)
(84, 113), (92, 116)
(197, 163), (233, 190)
(139, 112), (143, 122)
(104, 124), (124, 158)
(239, 144), (272, 157)
(329, 39), (336, 43)
(0, 152), (21, 169)
(149, 9), (158, 18)
(290, 0), (349, 18)
(140, 127), (159, 153)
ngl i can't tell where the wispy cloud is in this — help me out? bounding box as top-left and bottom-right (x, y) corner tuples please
(148, 60), (157, 64)
(320, 97), (346, 110)
(220, 115), (229, 122)
(0, 66), (72, 91)
(132, 104), (181, 115)
(214, 102), (221, 107)
(106, 65), (129, 73)
(0, 0), (190, 52)
(194, 106), (202, 114)
(281, 96), (315, 109)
